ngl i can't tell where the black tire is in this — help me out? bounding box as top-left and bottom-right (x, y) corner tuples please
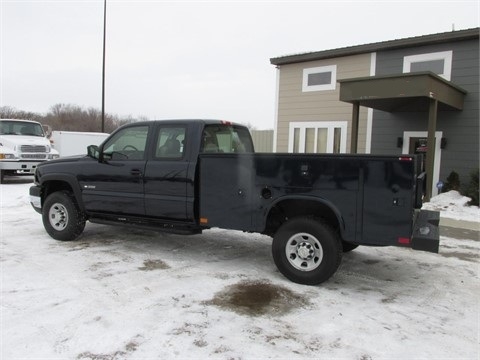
(0, 170), (5, 184)
(272, 217), (342, 285)
(342, 241), (359, 253)
(42, 191), (86, 241)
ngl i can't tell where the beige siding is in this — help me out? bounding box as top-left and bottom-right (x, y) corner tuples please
(251, 129), (274, 152)
(275, 53), (372, 153)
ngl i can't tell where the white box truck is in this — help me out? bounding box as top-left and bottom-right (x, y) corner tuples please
(51, 131), (109, 157)
(0, 119), (59, 184)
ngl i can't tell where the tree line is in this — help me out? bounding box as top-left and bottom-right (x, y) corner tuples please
(0, 104), (145, 133)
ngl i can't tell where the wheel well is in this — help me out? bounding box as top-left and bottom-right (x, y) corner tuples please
(42, 181), (74, 203)
(264, 199), (342, 237)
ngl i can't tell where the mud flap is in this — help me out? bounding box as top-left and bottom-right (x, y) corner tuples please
(411, 210), (440, 253)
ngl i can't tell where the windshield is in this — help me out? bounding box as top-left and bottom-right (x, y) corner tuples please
(0, 121), (45, 137)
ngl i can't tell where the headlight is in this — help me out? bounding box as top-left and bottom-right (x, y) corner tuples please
(0, 153), (16, 160)
(48, 154), (60, 160)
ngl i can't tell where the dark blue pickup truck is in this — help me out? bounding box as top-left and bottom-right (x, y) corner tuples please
(30, 120), (439, 285)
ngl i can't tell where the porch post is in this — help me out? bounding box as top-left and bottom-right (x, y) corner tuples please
(425, 98), (438, 202)
(350, 102), (360, 154)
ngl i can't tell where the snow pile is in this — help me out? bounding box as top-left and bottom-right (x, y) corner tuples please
(422, 190), (480, 222)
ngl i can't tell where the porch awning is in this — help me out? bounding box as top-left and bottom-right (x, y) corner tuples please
(339, 72), (466, 111)
(338, 71), (467, 200)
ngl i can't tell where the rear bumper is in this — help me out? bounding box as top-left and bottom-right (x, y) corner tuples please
(411, 210), (440, 253)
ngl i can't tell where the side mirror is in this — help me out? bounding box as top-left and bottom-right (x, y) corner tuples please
(87, 145), (100, 160)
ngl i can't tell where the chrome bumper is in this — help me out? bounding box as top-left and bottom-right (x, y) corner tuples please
(29, 185), (42, 214)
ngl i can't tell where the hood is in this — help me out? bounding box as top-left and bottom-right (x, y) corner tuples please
(0, 134), (51, 150)
(38, 154), (88, 166)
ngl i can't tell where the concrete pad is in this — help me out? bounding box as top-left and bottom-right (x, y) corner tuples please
(440, 217), (479, 231)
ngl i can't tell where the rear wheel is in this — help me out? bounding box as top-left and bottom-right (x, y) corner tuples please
(42, 191), (86, 241)
(272, 217), (342, 285)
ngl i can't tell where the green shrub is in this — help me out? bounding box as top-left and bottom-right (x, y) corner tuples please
(465, 168), (479, 206)
(443, 171), (461, 192)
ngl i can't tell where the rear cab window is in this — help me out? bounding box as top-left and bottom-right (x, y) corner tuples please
(154, 127), (186, 159)
(201, 124), (253, 153)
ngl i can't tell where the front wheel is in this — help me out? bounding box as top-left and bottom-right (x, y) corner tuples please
(272, 217), (342, 285)
(42, 191), (86, 241)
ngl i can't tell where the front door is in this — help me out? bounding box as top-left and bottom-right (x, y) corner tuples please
(409, 137), (428, 171)
(402, 131), (442, 196)
(79, 125), (150, 215)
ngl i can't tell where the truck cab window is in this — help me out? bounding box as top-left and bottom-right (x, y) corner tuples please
(0, 121), (45, 137)
(201, 124), (253, 153)
(155, 127), (186, 159)
(103, 126), (148, 160)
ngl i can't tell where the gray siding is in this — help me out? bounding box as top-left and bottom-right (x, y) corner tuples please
(372, 39), (479, 187)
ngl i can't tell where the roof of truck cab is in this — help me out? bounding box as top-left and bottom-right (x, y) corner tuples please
(0, 118), (41, 124)
(123, 119), (244, 127)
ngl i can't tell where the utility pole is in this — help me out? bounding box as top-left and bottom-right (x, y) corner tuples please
(101, 0), (107, 132)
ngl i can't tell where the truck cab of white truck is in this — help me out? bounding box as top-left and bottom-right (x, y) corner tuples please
(0, 119), (59, 183)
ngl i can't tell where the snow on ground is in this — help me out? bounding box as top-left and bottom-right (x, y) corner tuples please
(1, 180), (479, 359)
(422, 190), (480, 222)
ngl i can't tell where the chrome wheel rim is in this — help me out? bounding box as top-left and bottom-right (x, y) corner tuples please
(285, 232), (323, 271)
(48, 203), (69, 231)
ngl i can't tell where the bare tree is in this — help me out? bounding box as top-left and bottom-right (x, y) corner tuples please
(43, 103), (139, 133)
(0, 106), (42, 121)
(1, 104), (143, 133)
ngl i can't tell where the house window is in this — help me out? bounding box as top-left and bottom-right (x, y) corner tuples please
(403, 51), (453, 80)
(302, 65), (337, 92)
(288, 121), (347, 153)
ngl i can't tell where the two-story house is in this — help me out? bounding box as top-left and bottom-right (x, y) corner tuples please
(270, 28), (479, 199)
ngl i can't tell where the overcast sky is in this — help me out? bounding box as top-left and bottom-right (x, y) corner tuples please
(1, 0), (478, 129)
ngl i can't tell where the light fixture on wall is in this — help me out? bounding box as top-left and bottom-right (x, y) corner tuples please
(441, 138), (447, 149)
(396, 136), (447, 149)
(397, 137), (403, 148)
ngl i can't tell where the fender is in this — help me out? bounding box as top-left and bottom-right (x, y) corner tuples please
(261, 194), (346, 237)
(38, 173), (85, 211)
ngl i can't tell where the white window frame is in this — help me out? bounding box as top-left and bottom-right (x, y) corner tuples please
(288, 121), (347, 153)
(403, 50), (453, 81)
(302, 65), (337, 92)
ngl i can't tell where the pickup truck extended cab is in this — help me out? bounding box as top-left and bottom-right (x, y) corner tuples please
(30, 120), (440, 285)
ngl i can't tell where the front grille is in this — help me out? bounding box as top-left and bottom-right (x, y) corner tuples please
(21, 154), (47, 159)
(20, 145), (46, 153)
